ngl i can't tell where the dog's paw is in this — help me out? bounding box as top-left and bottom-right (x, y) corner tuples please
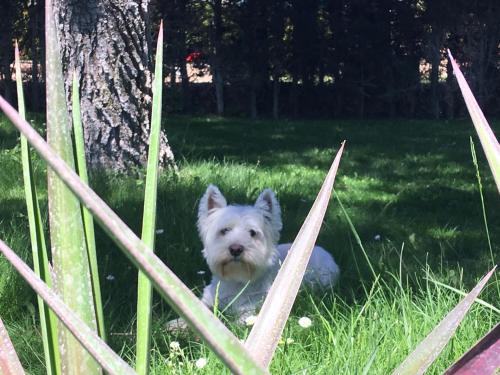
(165, 317), (189, 333)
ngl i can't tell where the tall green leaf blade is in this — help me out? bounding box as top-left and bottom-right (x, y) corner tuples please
(392, 266), (497, 375)
(0, 317), (26, 375)
(135, 21), (164, 375)
(71, 73), (106, 341)
(448, 50), (500, 193)
(0, 240), (135, 375)
(15, 41), (61, 375)
(0, 96), (268, 375)
(245, 142), (345, 368)
(45, 0), (100, 373)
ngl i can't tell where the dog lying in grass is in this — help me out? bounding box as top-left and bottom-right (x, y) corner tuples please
(167, 185), (339, 329)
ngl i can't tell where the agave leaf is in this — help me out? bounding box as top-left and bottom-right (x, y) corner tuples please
(15, 42), (61, 375)
(71, 73), (106, 341)
(444, 324), (500, 374)
(0, 317), (26, 375)
(0, 240), (135, 375)
(45, 0), (101, 373)
(0, 97), (267, 375)
(448, 50), (500, 193)
(391, 266), (497, 375)
(245, 142), (345, 368)
(136, 21), (164, 375)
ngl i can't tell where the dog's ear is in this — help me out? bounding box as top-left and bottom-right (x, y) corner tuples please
(198, 185), (227, 241)
(255, 189), (283, 236)
(198, 184), (227, 222)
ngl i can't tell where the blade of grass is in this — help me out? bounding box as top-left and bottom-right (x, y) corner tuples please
(45, 0), (100, 372)
(0, 240), (135, 375)
(334, 190), (377, 281)
(0, 317), (26, 375)
(135, 21), (164, 375)
(424, 275), (500, 315)
(470, 139), (497, 272)
(391, 266), (497, 375)
(245, 142), (345, 368)
(71, 72), (106, 341)
(0, 96), (268, 375)
(15, 41), (61, 375)
(448, 50), (500, 193)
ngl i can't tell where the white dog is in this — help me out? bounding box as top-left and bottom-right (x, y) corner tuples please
(198, 185), (340, 321)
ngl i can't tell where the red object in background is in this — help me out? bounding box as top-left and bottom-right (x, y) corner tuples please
(186, 52), (202, 62)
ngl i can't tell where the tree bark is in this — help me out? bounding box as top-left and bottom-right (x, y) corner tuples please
(54, 0), (175, 171)
(0, 1), (15, 105)
(29, 1), (43, 112)
(429, 29), (443, 119)
(177, 0), (191, 112)
(272, 77), (279, 119)
(249, 78), (257, 120)
(211, 0), (224, 116)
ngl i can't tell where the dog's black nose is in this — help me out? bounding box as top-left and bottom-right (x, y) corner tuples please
(229, 244), (244, 257)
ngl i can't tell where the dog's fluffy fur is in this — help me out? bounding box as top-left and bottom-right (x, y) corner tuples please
(198, 185), (340, 320)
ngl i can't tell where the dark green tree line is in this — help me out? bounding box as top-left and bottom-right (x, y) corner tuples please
(2, 0), (499, 119)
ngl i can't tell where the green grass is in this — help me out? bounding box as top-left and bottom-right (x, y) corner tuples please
(0, 114), (498, 374)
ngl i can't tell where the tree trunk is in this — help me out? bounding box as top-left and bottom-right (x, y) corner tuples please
(54, 0), (175, 171)
(272, 76), (279, 119)
(211, 0), (224, 116)
(29, 1), (43, 112)
(179, 62), (190, 112)
(429, 30), (443, 120)
(177, 0), (190, 112)
(249, 77), (258, 120)
(0, 1), (15, 105)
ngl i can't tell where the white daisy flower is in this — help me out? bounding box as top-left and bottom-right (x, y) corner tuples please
(195, 357), (207, 369)
(298, 317), (312, 328)
(244, 315), (257, 326)
(169, 341), (180, 350)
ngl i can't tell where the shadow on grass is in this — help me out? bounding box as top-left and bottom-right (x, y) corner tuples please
(0, 114), (498, 336)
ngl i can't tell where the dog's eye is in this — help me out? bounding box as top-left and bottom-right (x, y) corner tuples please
(219, 228), (230, 236)
(249, 229), (257, 237)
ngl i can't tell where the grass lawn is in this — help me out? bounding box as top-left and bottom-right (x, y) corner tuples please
(0, 114), (498, 374)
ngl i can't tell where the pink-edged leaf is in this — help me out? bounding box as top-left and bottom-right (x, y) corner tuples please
(392, 266), (497, 375)
(0, 317), (25, 375)
(245, 142), (345, 368)
(0, 239), (135, 375)
(448, 50), (500, 193)
(444, 324), (500, 375)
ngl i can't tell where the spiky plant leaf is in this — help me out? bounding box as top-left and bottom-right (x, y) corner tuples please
(444, 324), (500, 374)
(0, 240), (135, 375)
(392, 266), (497, 375)
(0, 96), (268, 375)
(245, 142), (345, 368)
(0, 317), (26, 375)
(45, 0), (100, 373)
(71, 73), (106, 341)
(15, 41), (61, 375)
(448, 50), (500, 193)
(135, 21), (164, 375)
